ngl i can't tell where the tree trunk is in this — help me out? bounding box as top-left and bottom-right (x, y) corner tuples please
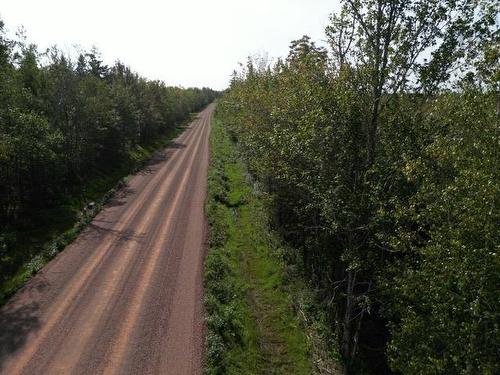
(367, 92), (381, 166)
(342, 270), (356, 374)
(351, 280), (372, 360)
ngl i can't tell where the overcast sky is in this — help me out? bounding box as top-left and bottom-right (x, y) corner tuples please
(1, 0), (341, 90)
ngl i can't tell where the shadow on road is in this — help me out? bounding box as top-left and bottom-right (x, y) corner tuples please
(87, 222), (145, 244)
(140, 141), (186, 175)
(167, 141), (187, 149)
(106, 187), (136, 208)
(0, 301), (40, 370)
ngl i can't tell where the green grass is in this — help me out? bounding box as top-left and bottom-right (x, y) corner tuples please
(0, 115), (195, 305)
(204, 116), (340, 374)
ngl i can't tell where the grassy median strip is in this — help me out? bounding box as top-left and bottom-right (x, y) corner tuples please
(204, 117), (340, 375)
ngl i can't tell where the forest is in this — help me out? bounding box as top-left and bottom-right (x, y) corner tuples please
(0, 19), (218, 298)
(217, 0), (499, 373)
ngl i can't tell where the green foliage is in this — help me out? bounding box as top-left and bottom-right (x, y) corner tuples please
(0, 19), (219, 299)
(204, 117), (337, 374)
(383, 92), (499, 374)
(217, 1), (498, 373)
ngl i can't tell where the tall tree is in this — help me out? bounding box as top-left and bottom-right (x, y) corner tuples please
(326, 0), (496, 165)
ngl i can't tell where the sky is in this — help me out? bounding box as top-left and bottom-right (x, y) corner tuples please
(0, 0), (341, 90)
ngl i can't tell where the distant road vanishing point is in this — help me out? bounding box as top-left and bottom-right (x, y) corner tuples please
(0, 104), (215, 375)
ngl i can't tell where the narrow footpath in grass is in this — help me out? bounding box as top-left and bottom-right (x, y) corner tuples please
(204, 116), (340, 375)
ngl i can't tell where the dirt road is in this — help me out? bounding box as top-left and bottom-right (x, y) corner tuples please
(0, 104), (214, 374)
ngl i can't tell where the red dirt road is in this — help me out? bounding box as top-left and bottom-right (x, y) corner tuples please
(0, 104), (214, 374)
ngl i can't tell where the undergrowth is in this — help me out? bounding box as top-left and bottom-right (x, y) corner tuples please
(0, 114), (196, 305)
(204, 115), (340, 374)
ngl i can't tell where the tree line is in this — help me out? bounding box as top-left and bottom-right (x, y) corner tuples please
(0, 19), (218, 284)
(0, 20), (218, 290)
(218, 0), (498, 373)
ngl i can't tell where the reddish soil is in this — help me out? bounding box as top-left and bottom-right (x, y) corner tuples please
(0, 104), (214, 375)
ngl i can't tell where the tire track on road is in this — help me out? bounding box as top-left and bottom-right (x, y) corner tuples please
(0, 105), (214, 375)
